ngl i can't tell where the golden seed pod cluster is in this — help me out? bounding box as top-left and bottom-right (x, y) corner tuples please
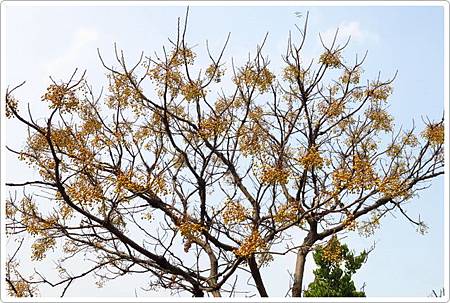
(31, 237), (56, 261)
(222, 200), (248, 225)
(198, 115), (228, 139)
(319, 51), (342, 68)
(274, 202), (299, 224)
(283, 64), (306, 82)
(342, 215), (357, 231)
(366, 82), (393, 102)
(7, 280), (36, 297)
(402, 133), (419, 147)
(205, 64), (225, 83)
(376, 174), (411, 199)
(234, 230), (266, 258)
(5, 95), (19, 118)
(340, 68), (361, 84)
(180, 81), (204, 102)
(232, 65), (275, 93)
(260, 164), (290, 185)
(320, 100), (345, 118)
(422, 123), (444, 146)
(332, 155), (379, 193)
(178, 220), (205, 240)
(321, 236), (343, 264)
(366, 108), (393, 132)
(238, 123), (268, 156)
(41, 84), (80, 112)
(298, 146), (324, 170)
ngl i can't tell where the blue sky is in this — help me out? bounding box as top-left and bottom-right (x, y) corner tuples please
(3, 2), (446, 298)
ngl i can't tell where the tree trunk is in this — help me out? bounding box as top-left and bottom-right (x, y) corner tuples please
(193, 287), (204, 297)
(248, 255), (268, 297)
(291, 246), (309, 297)
(292, 228), (317, 297)
(211, 290), (222, 297)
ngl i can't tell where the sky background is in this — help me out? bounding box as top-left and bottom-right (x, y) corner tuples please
(2, 2), (446, 298)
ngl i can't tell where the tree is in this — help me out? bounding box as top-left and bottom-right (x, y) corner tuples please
(304, 236), (367, 297)
(4, 11), (444, 297)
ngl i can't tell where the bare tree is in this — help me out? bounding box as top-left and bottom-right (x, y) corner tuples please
(4, 11), (444, 297)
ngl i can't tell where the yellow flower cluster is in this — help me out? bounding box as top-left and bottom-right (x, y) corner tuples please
(198, 115), (228, 139)
(321, 100), (345, 118)
(149, 64), (183, 96)
(342, 214), (357, 231)
(321, 236), (343, 264)
(350, 155), (378, 191)
(115, 170), (167, 195)
(67, 177), (104, 207)
(319, 51), (341, 68)
(81, 118), (102, 136)
(148, 47), (195, 97)
(233, 64), (275, 93)
(248, 106), (264, 121)
(340, 69), (361, 84)
(63, 240), (79, 254)
(361, 139), (378, 152)
(366, 108), (393, 132)
(214, 96), (245, 113)
(20, 198), (57, 236)
(36, 159), (56, 181)
(260, 164), (290, 185)
(298, 146), (324, 170)
(377, 174), (410, 199)
(332, 168), (352, 190)
(141, 211), (153, 221)
(5, 200), (16, 220)
(7, 280), (37, 297)
(214, 97), (230, 113)
(31, 237), (56, 261)
(51, 128), (78, 152)
(205, 64), (225, 83)
(42, 84), (79, 112)
(6, 95), (18, 118)
(274, 201), (299, 223)
(234, 230), (266, 258)
(222, 200), (248, 224)
(357, 213), (381, 237)
(238, 124), (268, 156)
(106, 73), (141, 109)
(386, 144), (401, 158)
(351, 89), (365, 100)
(422, 123), (444, 146)
(177, 218), (205, 252)
(333, 155), (378, 192)
(171, 47), (196, 66)
(180, 81), (204, 102)
(366, 83), (393, 102)
(59, 203), (73, 220)
(402, 133), (419, 147)
(283, 64), (306, 82)
(178, 220), (205, 239)
(337, 117), (355, 131)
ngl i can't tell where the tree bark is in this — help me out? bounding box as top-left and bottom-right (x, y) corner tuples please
(211, 290), (222, 297)
(193, 287), (204, 297)
(248, 255), (268, 297)
(291, 246), (309, 297)
(292, 229), (317, 297)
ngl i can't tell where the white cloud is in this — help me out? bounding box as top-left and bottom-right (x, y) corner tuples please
(44, 28), (99, 79)
(320, 21), (378, 47)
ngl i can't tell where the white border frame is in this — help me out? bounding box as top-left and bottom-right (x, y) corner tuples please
(0, 1), (448, 302)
